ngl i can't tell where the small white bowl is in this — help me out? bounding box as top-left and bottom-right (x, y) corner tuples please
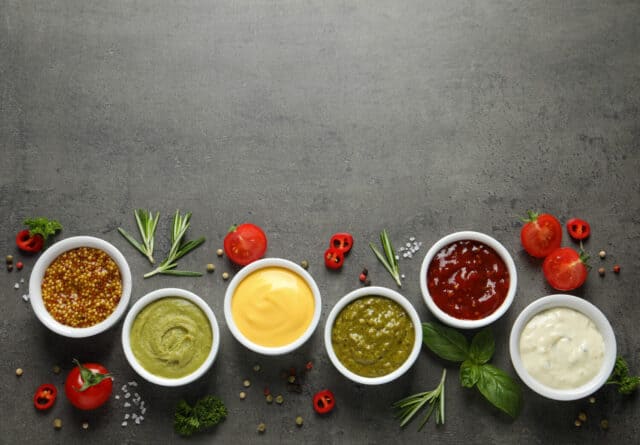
(419, 231), (517, 329)
(121, 288), (220, 386)
(224, 258), (322, 355)
(509, 294), (616, 401)
(29, 236), (132, 338)
(324, 286), (423, 385)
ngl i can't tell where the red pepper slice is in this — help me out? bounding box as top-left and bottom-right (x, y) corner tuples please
(16, 229), (44, 253)
(329, 233), (354, 253)
(324, 248), (344, 270)
(34, 383), (57, 410)
(313, 389), (335, 414)
(566, 218), (591, 240)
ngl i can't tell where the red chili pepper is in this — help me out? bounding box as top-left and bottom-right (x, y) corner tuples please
(324, 248), (344, 270)
(566, 218), (591, 240)
(329, 233), (354, 253)
(313, 389), (335, 414)
(305, 361), (313, 371)
(34, 383), (57, 410)
(16, 229), (44, 253)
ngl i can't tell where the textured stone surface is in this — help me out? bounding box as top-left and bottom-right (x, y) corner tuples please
(1, 0), (639, 443)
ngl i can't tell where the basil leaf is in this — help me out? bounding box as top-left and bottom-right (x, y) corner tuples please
(422, 322), (469, 363)
(460, 360), (481, 388)
(469, 327), (495, 365)
(476, 364), (522, 418)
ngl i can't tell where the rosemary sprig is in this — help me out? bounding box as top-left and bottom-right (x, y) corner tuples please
(118, 209), (159, 264)
(369, 229), (402, 287)
(393, 369), (446, 430)
(143, 210), (205, 278)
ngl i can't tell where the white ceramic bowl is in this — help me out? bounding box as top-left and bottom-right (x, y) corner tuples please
(29, 236), (132, 338)
(121, 288), (220, 386)
(509, 294), (616, 401)
(324, 286), (423, 385)
(224, 258), (322, 355)
(419, 231), (517, 329)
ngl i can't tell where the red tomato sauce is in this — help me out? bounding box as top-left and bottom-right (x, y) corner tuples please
(427, 240), (509, 320)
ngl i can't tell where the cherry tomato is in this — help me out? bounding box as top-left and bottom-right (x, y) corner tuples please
(33, 383), (57, 410)
(324, 247), (344, 270)
(313, 389), (335, 414)
(64, 360), (113, 410)
(566, 218), (591, 240)
(542, 247), (589, 291)
(520, 211), (562, 258)
(223, 223), (268, 266)
(329, 233), (354, 253)
(16, 229), (44, 253)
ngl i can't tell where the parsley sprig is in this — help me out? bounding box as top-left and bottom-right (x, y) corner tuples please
(393, 369), (447, 429)
(607, 356), (640, 395)
(174, 395), (227, 437)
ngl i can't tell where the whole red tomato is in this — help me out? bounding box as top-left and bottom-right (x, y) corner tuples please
(542, 247), (589, 291)
(224, 223), (267, 266)
(65, 360), (113, 410)
(520, 211), (562, 258)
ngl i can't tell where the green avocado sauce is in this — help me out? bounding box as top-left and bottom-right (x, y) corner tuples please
(331, 296), (415, 377)
(130, 297), (212, 379)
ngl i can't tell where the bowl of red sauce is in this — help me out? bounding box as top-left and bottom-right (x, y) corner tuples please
(419, 231), (517, 329)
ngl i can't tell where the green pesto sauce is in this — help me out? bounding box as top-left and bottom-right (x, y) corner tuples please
(331, 296), (415, 378)
(130, 297), (212, 379)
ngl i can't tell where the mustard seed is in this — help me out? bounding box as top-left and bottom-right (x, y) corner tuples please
(265, 394), (273, 404)
(295, 416), (303, 426)
(243, 379), (251, 387)
(222, 272), (230, 280)
(53, 418), (63, 430)
(257, 423), (266, 433)
(239, 391), (247, 400)
(216, 249), (224, 257)
(275, 394), (284, 405)
(206, 263), (215, 273)
(300, 260), (309, 269)
(599, 250), (606, 259)
(15, 368), (23, 376)
(578, 412), (587, 422)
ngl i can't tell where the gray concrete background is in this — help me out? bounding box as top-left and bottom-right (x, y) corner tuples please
(1, 0), (639, 443)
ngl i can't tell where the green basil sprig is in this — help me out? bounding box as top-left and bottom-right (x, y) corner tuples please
(422, 322), (522, 418)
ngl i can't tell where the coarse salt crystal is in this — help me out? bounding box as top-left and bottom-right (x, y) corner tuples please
(409, 237), (415, 241)
(124, 402), (131, 408)
(124, 393), (131, 399)
(22, 294), (29, 302)
(141, 408), (146, 414)
(20, 278), (24, 283)
(121, 385), (127, 391)
(124, 414), (130, 420)
(121, 421), (127, 427)
(115, 395), (120, 400)
(135, 418), (141, 425)
(14, 283), (19, 289)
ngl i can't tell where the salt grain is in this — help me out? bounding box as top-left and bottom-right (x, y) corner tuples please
(124, 402), (131, 407)
(124, 393), (131, 399)
(14, 283), (19, 289)
(115, 395), (120, 400)
(22, 294), (29, 302)
(124, 414), (130, 420)
(121, 422), (128, 427)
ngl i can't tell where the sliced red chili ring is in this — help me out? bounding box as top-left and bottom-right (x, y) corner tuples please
(324, 248), (344, 270)
(313, 389), (335, 414)
(16, 230), (44, 253)
(34, 383), (57, 411)
(329, 233), (354, 253)
(566, 218), (591, 240)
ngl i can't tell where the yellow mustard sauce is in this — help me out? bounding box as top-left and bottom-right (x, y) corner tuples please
(231, 267), (315, 347)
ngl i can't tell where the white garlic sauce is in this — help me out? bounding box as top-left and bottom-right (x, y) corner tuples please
(519, 307), (605, 389)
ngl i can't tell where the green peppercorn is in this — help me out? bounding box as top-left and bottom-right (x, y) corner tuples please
(53, 418), (63, 430)
(253, 364), (261, 372)
(206, 263), (215, 273)
(295, 416), (303, 427)
(52, 365), (61, 374)
(265, 394), (273, 404)
(257, 423), (266, 433)
(6, 255), (14, 264)
(239, 391), (247, 400)
(287, 375), (296, 384)
(222, 272), (230, 280)
(300, 260), (309, 269)
(275, 394), (284, 405)
(243, 379), (251, 387)
(600, 419), (609, 430)
(578, 412), (587, 422)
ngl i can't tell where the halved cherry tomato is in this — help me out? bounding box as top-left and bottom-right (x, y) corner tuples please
(34, 383), (57, 410)
(313, 389), (335, 414)
(542, 247), (589, 291)
(520, 211), (563, 258)
(566, 218), (591, 240)
(16, 229), (44, 253)
(223, 223), (268, 266)
(65, 360), (113, 410)
(324, 248), (344, 270)
(329, 233), (354, 253)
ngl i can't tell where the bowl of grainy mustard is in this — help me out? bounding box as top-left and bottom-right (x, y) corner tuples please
(29, 236), (132, 338)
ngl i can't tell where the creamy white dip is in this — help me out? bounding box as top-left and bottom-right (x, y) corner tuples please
(519, 307), (605, 389)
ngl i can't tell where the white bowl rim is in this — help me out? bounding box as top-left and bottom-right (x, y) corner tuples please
(223, 258), (322, 356)
(121, 287), (221, 387)
(29, 236), (132, 338)
(419, 231), (518, 329)
(509, 294), (617, 401)
(324, 286), (423, 385)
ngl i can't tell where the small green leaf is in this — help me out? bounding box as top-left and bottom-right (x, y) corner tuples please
(460, 360), (481, 388)
(469, 327), (495, 365)
(422, 322), (469, 363)
(476, 364), (522, 418)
